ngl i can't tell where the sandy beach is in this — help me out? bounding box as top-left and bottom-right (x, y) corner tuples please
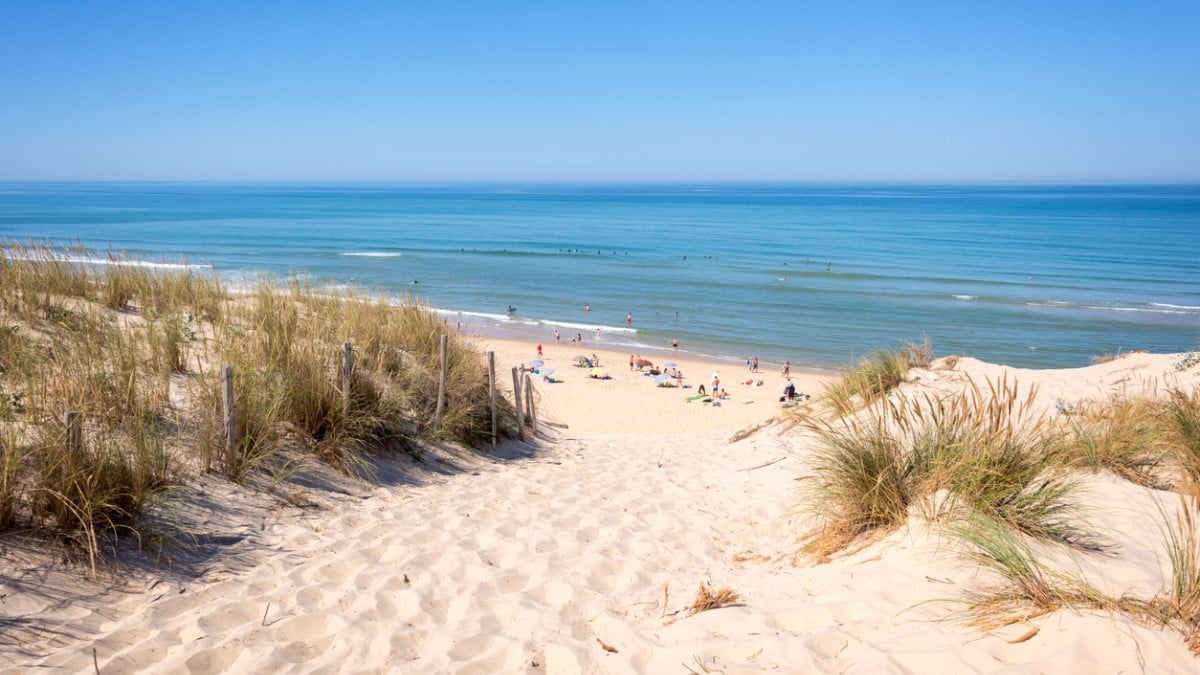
(5, 341), (1200, 673)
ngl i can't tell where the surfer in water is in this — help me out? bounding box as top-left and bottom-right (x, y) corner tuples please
(506, 305), (516, 314)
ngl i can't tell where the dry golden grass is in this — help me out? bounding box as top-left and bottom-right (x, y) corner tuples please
(686, 583), (741, 616)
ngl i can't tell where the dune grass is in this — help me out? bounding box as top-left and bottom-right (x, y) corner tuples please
(948, 513), (1116, 631)
(1155, 495), (1200, 653)
(821, 339), (932, 416)
(1167, 389), (1200, 499)
(802, 375), (1094, 559)
(0, 243), (510, 572)
(1061, 397), (1172, 488)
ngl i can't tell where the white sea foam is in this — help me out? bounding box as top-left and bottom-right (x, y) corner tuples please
(1151, 303), (1200, 312)
(7, 253), (210, 270)
(952, 294), (976, 300)
(340, 251), (403, 258)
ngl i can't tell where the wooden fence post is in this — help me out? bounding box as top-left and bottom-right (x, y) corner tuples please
(63, 410), (82, 454)
(511, 366), (524, 441)
(341, 342), (353, 412)
(221, 364), (236, 460)
(435, 334), (448, 429)
(524, 373), (536, 433)
(487, 351), (497, 445)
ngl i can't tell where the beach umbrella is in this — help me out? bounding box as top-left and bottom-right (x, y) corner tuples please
(653, 373), (672, 384)
(636, 358), (653, 367)
(662, 361), (677, 369)
(539, 368), (555, 376)
(529, 359), (544, 368)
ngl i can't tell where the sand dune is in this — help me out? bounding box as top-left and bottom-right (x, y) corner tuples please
(4, 345), (1200, 672)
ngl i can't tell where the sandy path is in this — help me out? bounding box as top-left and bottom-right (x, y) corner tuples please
(7, 349), (1200, 672)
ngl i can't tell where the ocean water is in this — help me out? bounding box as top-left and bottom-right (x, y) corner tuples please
(1, 182), (1198, 370)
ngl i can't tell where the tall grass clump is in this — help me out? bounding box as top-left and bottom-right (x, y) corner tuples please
(802, 410), (923, 560)
(1063, 397), (1171, 488)
(1167, 389), (1200, 499)
(1154, 496), (1200, 653)
(802, 375), (1092, 559)
(29, 418), (173, 574)
(0, 429), (22, 530)
(949, 513), (1113, 630)
(823, 339), (932, 416)
(197, 282), (504, 481)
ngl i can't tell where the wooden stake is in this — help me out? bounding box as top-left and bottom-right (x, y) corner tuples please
(64, 410), (82, 455)
(511, 366), (524, 441)
(487, 351), (497, 446)
(435, 334), (448, 429)
(221, 365), (235, 460)
(524, 373), (536, 433)
(341, 342), (353, 412)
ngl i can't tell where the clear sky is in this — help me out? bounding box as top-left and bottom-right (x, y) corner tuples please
(1, 1), (1198, 182)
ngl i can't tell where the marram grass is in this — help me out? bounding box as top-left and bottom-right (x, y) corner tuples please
(0, 244), (511, 572)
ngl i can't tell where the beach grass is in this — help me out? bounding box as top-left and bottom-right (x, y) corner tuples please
(1061, 397), (1172, 489)
(802, 375), (1095, 559)
(1167, 389), (1200, 500)
(948, 513), (1114, 631)
(821, 339), (931, 416)
(0, 243), (510, 571)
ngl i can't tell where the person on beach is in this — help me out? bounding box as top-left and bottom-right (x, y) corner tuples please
(746, 357), (752, 371)
(584, 304), (590, 314)
(626, 312), (633, 326)
(782, 361), (790, 378)
(554, 329), (560, 342)
(752, 356), (759, 373)
(711, 373), (720, 397)
(672, 337), (678, 350)
(629, 354), (635, 371)
(595, 328), (601, 340)
(781, 380), (796, 402)
(575, 333), (582, 344)
(537, 343), (543, 357)
(592, 353), (601, 366)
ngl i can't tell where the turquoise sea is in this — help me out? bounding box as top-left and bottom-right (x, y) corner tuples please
(1, 183), (1198, 370)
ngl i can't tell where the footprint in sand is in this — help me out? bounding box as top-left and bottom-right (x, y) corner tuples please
(447, 633), (494, 661)
(184, 641), (245, 672)
(496, 573), (530, 594)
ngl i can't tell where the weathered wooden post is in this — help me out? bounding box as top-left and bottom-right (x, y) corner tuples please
(511, 366), (524, 441)
(221, 364), (236, 460)
(524, 373), (536, 433)
(435, 334), (448, 429)
(63, 410), (82, 454)
(487, 351), (497, 445)
(341, 342), (353, 412)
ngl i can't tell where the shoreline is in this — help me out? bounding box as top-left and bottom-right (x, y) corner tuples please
(436, 305), (842, 381)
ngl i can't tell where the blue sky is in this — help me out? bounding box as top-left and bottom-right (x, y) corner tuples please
(1, 1), (1197, 181)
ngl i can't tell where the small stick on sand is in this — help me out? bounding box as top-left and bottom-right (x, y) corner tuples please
(738, 456), (785, 472)
(92, 647), (99, 674)
(262, 602), (271, 626)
